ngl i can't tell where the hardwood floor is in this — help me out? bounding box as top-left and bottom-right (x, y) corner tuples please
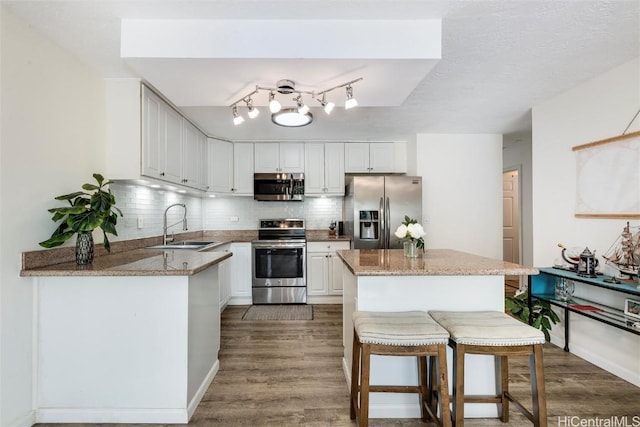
(36, 304), (640, 427)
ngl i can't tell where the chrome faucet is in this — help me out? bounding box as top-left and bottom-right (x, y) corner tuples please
(163, 203), (188, 245)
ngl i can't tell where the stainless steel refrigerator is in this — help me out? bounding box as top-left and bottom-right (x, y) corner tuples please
(344, 175), (422, 249)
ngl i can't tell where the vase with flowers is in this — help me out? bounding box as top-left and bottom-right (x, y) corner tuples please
(394, 216), (425, 258)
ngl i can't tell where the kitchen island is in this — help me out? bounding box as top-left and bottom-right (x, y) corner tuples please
(337, 248), (538, 420)
(21, 248), (231, 424)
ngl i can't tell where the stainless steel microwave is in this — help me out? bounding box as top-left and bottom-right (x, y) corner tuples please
(254, 173), (304, 201)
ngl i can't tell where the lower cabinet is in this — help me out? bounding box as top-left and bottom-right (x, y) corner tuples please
(217, 245), (232, 309)
(229, 243), (252, 305)
(307, 241), (350, 302)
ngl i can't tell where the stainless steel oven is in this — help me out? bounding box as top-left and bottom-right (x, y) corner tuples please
(251, 219), (306, 304)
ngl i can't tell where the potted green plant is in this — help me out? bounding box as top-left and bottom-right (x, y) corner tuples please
(505, 292), (560, 341)
(39, 173), (122, 265)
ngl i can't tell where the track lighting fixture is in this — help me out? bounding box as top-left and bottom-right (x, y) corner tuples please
(344, 85), (358, 110)
(230, 77), (362, 127)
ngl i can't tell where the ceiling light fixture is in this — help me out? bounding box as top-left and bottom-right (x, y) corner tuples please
(344, 85), (358, 110)
(230, 77), (362, 127)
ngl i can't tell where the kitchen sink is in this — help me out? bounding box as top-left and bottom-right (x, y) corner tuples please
(145, 240), (221, 250)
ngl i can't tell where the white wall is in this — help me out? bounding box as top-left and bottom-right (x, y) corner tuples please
(1, 7), (107, 426)
(532, 57), (640, 386)
(503, 133), (533, 268)
(416, 134), (503, 259)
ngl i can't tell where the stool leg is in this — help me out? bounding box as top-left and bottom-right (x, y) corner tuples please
(359, 344), (372, 427)
(437, 344), (452, 427)
(452, 342), (465, 427)
(350, 330), (360, 420)
(427, 355), (436, 418)
(418, 355), (428, 422)
(496, 355), (509, 422)
(530, 344), (547, 427)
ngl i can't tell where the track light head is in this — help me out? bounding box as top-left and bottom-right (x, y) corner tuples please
(245, 97), (260, 119)
(345, 85), (358, 110)
(318, 93), (335, 115)
(295, 95), (310, 115)
(268, 91), (282, 113)
(232, 105), (244, 125)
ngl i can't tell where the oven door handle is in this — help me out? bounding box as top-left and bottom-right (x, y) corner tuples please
(252, 242), (306, 249)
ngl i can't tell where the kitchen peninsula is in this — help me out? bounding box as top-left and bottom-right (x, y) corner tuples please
(338, 248), (538, 420)
(21, 248), (231, 424)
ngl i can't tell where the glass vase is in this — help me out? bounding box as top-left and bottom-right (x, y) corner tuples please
(75, 232), (94, 265)
(403, 240), (418, 258)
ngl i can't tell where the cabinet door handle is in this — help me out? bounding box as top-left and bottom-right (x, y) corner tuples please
(160, 172), (165, 176)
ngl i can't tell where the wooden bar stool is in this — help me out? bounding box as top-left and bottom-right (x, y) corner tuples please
(350, 311), (452, 427)
(429, 311), (547, 427)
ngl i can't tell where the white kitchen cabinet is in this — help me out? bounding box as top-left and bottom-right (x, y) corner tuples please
(141, 85), (208, 190)
(217, 244), (232, 309)
(208, 141), (254, 195)
(306, 241), (350, 301)
(182, 120), (208, 190)
(345, 142), (396, 173)
(232, 143), (255, 195)
(208, 139), (233, 193)
(304, 143), (345, 196)
(254, 142), (304, 173)
(229, 243), (252, 304)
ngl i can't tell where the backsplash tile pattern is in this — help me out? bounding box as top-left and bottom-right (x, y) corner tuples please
(110, 183), (203, 241)
(110, 183), (342, 239)
(203, 196), (342, 230)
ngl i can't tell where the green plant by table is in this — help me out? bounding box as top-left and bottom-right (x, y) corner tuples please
(506, 292), (560, 342)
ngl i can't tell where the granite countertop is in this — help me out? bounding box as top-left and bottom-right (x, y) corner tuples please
(20, 229), (350, 277)
(337, 248), (539, 276)
(21, 248), (232, 277)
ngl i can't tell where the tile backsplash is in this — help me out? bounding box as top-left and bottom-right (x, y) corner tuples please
(110, 182), (342, 240)
(203, 196), (342, 230)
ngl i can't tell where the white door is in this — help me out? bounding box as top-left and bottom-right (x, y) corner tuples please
(503, 170), (520, 285)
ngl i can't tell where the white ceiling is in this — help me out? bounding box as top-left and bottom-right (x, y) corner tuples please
(3, 0), (639, 142)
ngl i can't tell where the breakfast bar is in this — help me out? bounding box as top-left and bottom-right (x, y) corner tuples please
(337, 248), (538, 420)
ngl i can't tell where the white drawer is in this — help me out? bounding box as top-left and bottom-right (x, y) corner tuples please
(307, 241), (351, 253)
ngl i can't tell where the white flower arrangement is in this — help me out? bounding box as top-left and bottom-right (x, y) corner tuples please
(394, 216), (425, 250)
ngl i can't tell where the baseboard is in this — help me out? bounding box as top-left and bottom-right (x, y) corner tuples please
(35, 407), (189, 424)
(6, 410), (35, 427)
(568, 342), (640, 387)
(228, 296), (252, 305)
(187, 360), (219, 419)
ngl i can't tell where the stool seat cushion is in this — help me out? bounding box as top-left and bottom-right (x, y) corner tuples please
(353, 311), (449, 346)
(429, 311), (545, 346)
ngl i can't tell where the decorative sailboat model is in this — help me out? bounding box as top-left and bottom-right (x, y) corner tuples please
(602, 222), (640, 278)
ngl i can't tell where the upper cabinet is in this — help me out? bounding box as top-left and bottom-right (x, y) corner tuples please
(141, 85), (208, 190)
(254, 142), (304, 173)
(208, 140), (254, 195)
(305, 143), (345, 196)
(345, 142), (400, 173)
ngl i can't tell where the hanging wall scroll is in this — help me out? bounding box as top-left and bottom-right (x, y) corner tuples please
(573, 130), (640, 219)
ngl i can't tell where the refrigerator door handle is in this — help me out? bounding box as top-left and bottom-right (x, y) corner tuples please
(385, 196), (391, 248)
(379, 197), (385, 248)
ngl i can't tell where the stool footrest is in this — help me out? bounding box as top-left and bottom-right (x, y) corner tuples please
(464, 395), (503, 404)
(369, 385), (421, 393)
